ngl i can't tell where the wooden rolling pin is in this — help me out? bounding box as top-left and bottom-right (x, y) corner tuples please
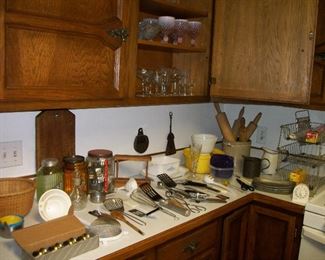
(245, 112), (262, 140)
(232, 106), (245, 140)
(214, 103), (236, 142)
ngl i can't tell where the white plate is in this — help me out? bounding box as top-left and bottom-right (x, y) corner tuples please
(38, 189), (71, 221)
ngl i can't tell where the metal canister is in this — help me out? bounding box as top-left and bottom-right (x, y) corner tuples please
(63, 155), (88, 194)
(87, 149), (114, 195)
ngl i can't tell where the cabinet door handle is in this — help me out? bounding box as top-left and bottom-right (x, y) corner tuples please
(109, 28), (128, 41)
(308, 31), (314, 40)
(183, 241), (199, 253)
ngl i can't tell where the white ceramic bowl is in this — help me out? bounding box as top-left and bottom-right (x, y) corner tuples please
(38, 189), (71, 221)
(191, 134), (218, 154)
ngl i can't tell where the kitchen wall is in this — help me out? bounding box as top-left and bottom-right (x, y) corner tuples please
(0, 103), (218, 177)
(0, 103), (324, 177)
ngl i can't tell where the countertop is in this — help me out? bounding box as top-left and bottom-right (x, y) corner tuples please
(0, 177), (302, 260)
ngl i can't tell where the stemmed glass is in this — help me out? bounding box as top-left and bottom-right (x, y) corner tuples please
(158, 16), (175, 43)
(188, 21), (202, 46)
(173, 19), (188, 45)
(189, 143), (202, 180)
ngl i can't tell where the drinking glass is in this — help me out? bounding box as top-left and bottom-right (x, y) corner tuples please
(189, 143), (202, 179)
(136, 68), (152, 97)
(158, 16), (175, 43)
(188, 21), (202, 46)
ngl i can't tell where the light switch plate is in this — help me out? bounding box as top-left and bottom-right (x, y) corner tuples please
(0, 140), (23, 168)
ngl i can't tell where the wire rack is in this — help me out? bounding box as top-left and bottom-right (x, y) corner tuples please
(277, 110), (325, 195)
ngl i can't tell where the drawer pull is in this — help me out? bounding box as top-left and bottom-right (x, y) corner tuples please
(183, 241), (199, 253)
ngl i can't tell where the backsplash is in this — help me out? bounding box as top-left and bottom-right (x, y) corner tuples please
(0, 103), (324, 177)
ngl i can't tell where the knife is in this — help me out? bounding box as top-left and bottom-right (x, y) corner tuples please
(182, 180), (221, 193)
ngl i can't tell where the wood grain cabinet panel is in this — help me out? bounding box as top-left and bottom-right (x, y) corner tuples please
(245, 204), (302, 260)
(211, 0), (319, 105)
(220, 206), (249, 260)
(156, 220), (220, 260)
(0, 0), (131, 108)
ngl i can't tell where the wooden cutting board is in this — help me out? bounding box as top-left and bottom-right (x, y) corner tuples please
(36, 110), (75, 169)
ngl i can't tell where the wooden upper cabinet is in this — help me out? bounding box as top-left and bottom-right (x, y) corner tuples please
(0, 0), (132, 110)
(310, 0), (325, 107)
(210, 0), (318, 105)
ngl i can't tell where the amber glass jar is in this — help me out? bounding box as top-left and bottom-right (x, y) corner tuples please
(87, 149), (114, 194)
(63, 155), (88, 194)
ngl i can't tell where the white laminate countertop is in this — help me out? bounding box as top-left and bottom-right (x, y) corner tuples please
(0, 179), (301, 260)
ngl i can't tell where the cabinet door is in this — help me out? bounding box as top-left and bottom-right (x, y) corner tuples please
(245, 204), (299, 260)
(0, 0), (130, 108)
(310, 0), (325, 107)
(220, 206), (249, 260)
(211, 0), (318, 105)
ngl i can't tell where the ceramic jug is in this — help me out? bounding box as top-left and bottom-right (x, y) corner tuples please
(261, 147), (279, 175)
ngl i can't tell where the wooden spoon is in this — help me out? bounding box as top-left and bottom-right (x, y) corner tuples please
(110, 210), (144, 236)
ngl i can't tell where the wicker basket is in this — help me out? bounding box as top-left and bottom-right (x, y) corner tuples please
(0, 178), (35, 217)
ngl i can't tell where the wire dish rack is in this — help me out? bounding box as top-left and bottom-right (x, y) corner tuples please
(277, 110), (325, 196)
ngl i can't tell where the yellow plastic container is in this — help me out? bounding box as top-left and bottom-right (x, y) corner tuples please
(183, 148), (223, 174)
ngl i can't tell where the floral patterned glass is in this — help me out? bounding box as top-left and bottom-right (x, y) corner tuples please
(174, 19), (188, 45)
(158, 16), (175, 43)
(188, 21), (202, 46)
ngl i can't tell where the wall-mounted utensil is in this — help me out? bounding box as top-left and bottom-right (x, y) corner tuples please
(166, 112), (176, 155)
(134, 128), (149, 153)
(213, 102), (236, 142)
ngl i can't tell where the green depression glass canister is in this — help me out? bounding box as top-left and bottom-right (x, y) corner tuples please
(36, 158), (63, 200)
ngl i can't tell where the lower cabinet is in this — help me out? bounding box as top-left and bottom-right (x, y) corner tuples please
(156, 220), (220, 260)
(220, 206), (249, 260)
(220, 202), (303, 260)
(102, 195), (304, 260)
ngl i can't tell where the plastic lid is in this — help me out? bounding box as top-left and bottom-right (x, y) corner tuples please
(87, 149), (112, 158)
(63, 155), (85, 164)
(41, 158), (59, 167)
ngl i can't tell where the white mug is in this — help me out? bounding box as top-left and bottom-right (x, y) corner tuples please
(261, 147), (279, 175)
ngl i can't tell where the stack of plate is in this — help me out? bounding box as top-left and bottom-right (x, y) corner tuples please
(252, 175), (296, 194)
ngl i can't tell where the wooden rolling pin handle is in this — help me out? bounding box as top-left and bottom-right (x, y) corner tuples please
(216, 114), (236, 142)
(213, 102), (222, 113)
(253, 112), (262, 124)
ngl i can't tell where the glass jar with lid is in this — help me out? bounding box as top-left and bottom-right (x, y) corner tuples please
(63, 155), (88, 194)
(87, 149), (115, 194)
(36, 158), (63, 201)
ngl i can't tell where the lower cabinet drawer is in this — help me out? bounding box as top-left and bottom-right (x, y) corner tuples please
(157, 221), (219, 259)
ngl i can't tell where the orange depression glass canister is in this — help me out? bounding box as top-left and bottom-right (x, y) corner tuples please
(63, 155), (88, 194)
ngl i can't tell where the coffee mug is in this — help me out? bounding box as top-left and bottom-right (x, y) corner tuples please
(261, 147), (279, 175)
(242, 156), (270, 178)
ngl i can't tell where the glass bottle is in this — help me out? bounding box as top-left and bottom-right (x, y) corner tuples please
(36, 158), (63, 201)
(69, 173), (87, 211)
(63, 155), (88, 194)
(87, 149), (115, 194)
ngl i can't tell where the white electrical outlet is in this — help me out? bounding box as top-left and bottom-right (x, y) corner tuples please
(0, 140), (23, 168)
(256, 126), (267, 145)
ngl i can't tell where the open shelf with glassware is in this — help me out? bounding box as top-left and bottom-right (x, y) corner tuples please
(133, 0), (213, 100)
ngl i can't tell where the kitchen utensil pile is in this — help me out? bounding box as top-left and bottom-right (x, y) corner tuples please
(213, 102), (262, 142)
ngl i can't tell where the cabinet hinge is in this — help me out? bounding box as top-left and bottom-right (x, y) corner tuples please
(209, 77), (216, 85)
